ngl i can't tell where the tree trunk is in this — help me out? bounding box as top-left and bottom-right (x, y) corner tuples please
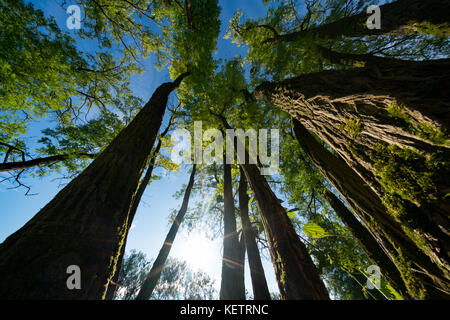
(266, 0), (450, 43)
(0, 153), (96, 172)
(239, 167), (271, 300)
(290, 119), (448, 298)
(315, 45), (407, 68)
(252, 58), (450, 297)
(105, 118), (175, 300)
(253, 60), (450, 275)
(0, 73), (189, 299)
(136, 164), (197, 300)
(214, 113), (328, 299)
(322, 188), (410, 299)
(239, 160), (329, 300)
(220, 161), (246, 300)
(185, 0), (194, 30)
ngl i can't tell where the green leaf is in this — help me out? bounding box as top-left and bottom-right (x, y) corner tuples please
(302, 222), (333, 239)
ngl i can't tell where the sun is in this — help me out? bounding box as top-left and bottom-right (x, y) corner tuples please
(174, 231), (220, 273)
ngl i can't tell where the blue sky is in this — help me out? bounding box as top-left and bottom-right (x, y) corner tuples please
(0, 0), (281, 298)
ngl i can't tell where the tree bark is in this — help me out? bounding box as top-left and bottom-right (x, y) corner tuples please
(315, 45), (407, 68)
(214, 114), (328, 299)
(266, 0), (450, 43)
(136, 164), (197, 300)
(220, 161), (246, 300)
(0, 73), (189, 299)
(252, 59), (450, 297)
(104, 118), (174, 300)
(322, 188), (410, 299)
(253, 60), (450, 272)
(239, 167), (271, 300)
(0, 153), (96, 172)
(185, 0), (194, 30)
(239, 160), (329, 300)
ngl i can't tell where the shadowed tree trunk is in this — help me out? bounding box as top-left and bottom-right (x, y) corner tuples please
(0, 73), (189, 299)
(136, 164), (197, 300)
(220, 161), (246, 300)
(291, 118), (450, 299)
(105, 117), (175, 300)
(185, 0), (194, 30)
(239, 167), (271, 300)
(251, 60), (450, 294)
(238, 160), (329, 300)
(322, 188), (410, 299)
(265, 0), (450, 43)
(0, 153), (96, 172)
(314, 45), (409, 68)
(215, 114), (329, 299)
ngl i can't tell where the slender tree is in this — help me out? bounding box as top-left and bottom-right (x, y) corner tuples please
(215, 114), (329, 299)
(220, 160), (246, 300)
(0, 73), (188, 299)
(322, 188), (409, 299)
(136, 164), (197, 300)
(238, 167), (271, 300)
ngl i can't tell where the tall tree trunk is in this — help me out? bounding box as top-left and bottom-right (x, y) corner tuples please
(136, 164), (197, 300)
(238, 160), (329, 300)
(290, 118), (450, 298)
(239, 167), (271, 300)
(105, 118), (174, 300)
(0, 153), (96, 172)
(252, 60), (450, 292)
(314, 45), (408, 68)
(0, 73), (189, 299)
(185, 0), (194, 30)
(216, 114), (329, 299)
(265, 0), (450, 43)
(220, 161), (246, 300)
(322, 188), (410, 299)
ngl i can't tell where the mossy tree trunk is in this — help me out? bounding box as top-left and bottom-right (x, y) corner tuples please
(136, 164), (197, 300)
(291, 118), (447, 298)
(220, 161), (246, 300)
(322, 188), (410, 299)
(105, 118), (174, 300)
(0, 73), (188, 299)
(238, 168), (271, 300)
(266, 0), (450, 42)
(252, 60), (450, 297)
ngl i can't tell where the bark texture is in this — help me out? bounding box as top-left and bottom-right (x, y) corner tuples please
(239, 168), (271, 300)
(214, 114), (328, 299)
(266, 0), (450, 42)
(291, 119), (448, 298)
(220, 161), (246, 300)
(136, 164), (197, 300)
(0, 73), (188, 299)
(239, 161), (329, 300)
(252, 59), (450, 298)
(104, 118), (174, 300)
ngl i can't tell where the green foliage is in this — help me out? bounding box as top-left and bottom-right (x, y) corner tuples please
(368, 144), (449, 209)
(339, 116), (364, 139)
(386, 102), (449, 146)
(302, 221), (333, 239)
